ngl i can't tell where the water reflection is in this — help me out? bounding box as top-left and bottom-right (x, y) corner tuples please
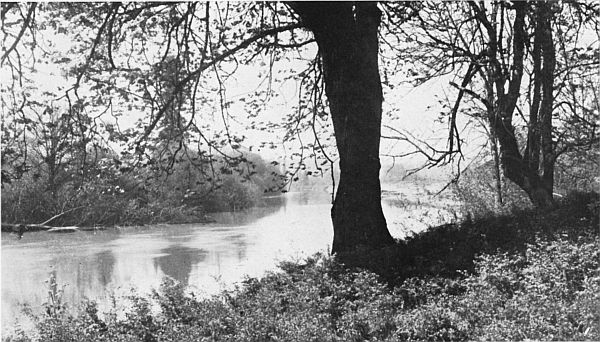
(153, 246), (207, 285)
(95, 250), (116, 287)
(210, 204), (282, 225)
(224, 233), (248, 261)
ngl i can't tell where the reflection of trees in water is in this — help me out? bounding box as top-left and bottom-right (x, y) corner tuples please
(95, 250), (116, 287)
(153, 245), (207, 285)
(289, 191), (332, 206)
(263, 195), (287, 208)
(48, 248), (117, 305)
(212, 203), (283, 225)
(224, 234), (248, 261)
(209, 192), (331, 225)
(297, 192), (311, 205)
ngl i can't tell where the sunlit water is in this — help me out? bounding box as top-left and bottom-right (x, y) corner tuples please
(1, 186), (458, 332)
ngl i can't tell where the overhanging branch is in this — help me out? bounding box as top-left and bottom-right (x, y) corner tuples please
(134, 22), (304, 152)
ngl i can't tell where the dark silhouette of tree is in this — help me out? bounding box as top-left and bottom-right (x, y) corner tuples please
(289, 3), (395, 252)
(387, 1), (599, 209)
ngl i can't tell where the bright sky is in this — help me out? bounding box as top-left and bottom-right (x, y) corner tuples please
(3, 5), (488, 179)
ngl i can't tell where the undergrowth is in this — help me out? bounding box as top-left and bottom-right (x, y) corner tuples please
(4, 192), (599, 341)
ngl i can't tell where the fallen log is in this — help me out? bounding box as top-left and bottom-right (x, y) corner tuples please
(47, 226), (79, 233)
(38, 206), (84, 226)
(79, 226), (108, 231)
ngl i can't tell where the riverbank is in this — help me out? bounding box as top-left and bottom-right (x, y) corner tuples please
(4, 192), (599, 341)
(0, 194), (293, 237)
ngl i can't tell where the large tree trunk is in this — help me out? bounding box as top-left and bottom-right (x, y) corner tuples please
(527, 181), (554, 208)
(290, 3), (394, 253)
(494, 118), (555, 209)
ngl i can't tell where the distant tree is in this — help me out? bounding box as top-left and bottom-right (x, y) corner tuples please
(1, 95), (99, 196)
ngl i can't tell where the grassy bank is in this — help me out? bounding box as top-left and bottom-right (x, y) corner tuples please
(4, 193), (599, 342)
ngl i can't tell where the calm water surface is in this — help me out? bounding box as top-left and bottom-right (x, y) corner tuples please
(1, 187), (456, 331)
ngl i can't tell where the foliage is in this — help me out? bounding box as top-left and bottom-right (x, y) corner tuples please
(1, 2), (323, 196)
(555, 148), (600, 194)
(394, 236), (600, 341)
(5, 192), (599, 342)
(1, 151), (284, 227)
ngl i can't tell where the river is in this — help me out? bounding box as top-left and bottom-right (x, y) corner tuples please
(1, 186), (458, 332)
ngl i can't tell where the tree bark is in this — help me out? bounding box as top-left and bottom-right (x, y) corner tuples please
(490, 129), (503, 207)
(289, 2), (395, 253)
(484, 69), (503, 207)
(538, 1), (556, 203)
(485, 2), (556, 210)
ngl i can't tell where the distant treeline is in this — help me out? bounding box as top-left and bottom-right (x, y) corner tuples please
(1, 149), (284, 227)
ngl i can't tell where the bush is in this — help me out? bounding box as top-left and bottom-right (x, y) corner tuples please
(455, 153), (600, 219)
(1, 175), (59, 224)
(453, 161), (531, 219)
(1, 151), (283, 228)
(201, 175), (263, 212)
(395, 237), (600, 341)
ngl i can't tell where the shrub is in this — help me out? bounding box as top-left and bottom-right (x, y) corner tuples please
(201, 176), (262, 212)
(452, 161), (531, 219)
(393, 237), (600, 341)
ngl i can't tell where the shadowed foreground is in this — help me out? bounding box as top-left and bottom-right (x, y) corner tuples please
(4, 192), (599, 342)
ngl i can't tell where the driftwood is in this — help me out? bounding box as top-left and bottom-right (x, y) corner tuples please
(38, 206), (85, 226)
(47, 226), (79, 233)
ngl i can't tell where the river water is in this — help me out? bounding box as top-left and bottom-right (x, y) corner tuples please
(1, 186), (458, 332)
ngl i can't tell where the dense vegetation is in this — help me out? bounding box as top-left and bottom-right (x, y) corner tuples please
(454, 152), (600, 219)
(1, 151), (283, 227)
(5, 192), (598, 342)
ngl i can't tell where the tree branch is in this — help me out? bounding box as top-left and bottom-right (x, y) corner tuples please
(1, 3), (36, 66)
(135, 22), (304, 152)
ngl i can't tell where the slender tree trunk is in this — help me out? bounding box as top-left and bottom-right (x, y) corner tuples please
(486, 2), (556, 210)
(484, 71), (503, 207)
(538, 1), (556, 204)
(526, 2), (556, 209)
(490, 132), (503, 206)
(290, 3), (394, 253)
(45, 153), (58, 200)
